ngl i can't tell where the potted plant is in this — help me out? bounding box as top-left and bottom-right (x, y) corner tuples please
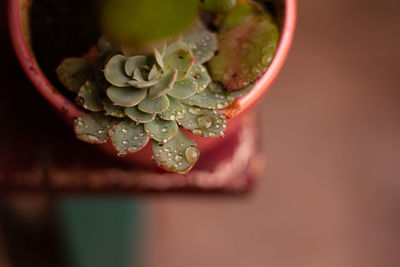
(8, 0), (296, 174)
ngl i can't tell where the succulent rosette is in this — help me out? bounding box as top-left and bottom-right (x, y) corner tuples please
(57, 22), (254, 173)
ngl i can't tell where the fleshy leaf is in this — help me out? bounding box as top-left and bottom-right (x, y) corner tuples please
(165, 41), (188, 57)
(183, 21), (218, 64)
(164, 49), (194, 81)
(103, 98), (125, 118)
(159, 97), (186, 120)
(177, 105), (227, 137)
(188, 64), (211, 92)
(125, 106), (156, 123)
(148, 64), (160, 80)
(125, 55), (147, 76)
(218, 0), (255, 31)
(57, 58), (93, 92)
(76, 81), (104, 112)
(128, 79), (159, 88)
(138, 94), (170, 114)
(107, 86), (147, 107)
(148, 70), (178, 99)
(154, 48), (164, 69)
(133, 69), (145, 82)
(109, 119), (149, 156)
(230, 82), (255, 98)
(152, 130), (199, 174)
(144, 117), (178, 143)
(74, 112), (116, 144)
(167, 77), (198, 99)
(181, 82), (235, 109)
(104, 55), (130, 86)
(208, 14), (279, 91)
(93, 50), (119, 88)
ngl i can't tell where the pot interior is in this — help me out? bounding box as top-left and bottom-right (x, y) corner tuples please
(26, 0), (285, 105)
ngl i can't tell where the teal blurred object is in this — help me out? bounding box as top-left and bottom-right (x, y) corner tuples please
(57, 198), (145, 267)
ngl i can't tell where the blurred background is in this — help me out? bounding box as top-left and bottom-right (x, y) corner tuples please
(1, 0), (400, 266)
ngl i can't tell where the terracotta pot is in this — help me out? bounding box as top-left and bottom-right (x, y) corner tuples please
(8, 0), (296, 169)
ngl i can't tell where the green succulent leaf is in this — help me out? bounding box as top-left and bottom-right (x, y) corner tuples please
(104, 55), (130, 87)
(188, 64), (211, 92)
(164, 49), (194, 81)
(57, 58), (93, 93)
(183, 21), (218, 64)
(208, 13), (279, 91)
(125, 55), (147, 76)
(138, 94), (170, 114)
(181, 82), (235, 109)
(107, 86), (147, 107)
(76, 81), (104, 112)
(165, 41), (189, 58)
(133, 69), (145, 82)
(93, 50), (120, 88)
(128, 79), (159, 88)
(152, 130), (199, 174)
(154, 48), (164, 69)
(218, 0), (255, 31)
(74, 112), (116, 144)
(178, 105), (227, 137)
(103, 98), (126, 118)
(159, 97), (186, 120)
(125, 106), (156, 123)
(167, 76), (198, 99)
(148, 64), (160, 81)
(109, 119), (150, 156)
(148, 70), (178, 99)
(230, 82), (255, 98)
(144, 117), (178, 143)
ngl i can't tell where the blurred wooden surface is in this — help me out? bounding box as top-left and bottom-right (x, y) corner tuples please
(145, 1), (400, 267)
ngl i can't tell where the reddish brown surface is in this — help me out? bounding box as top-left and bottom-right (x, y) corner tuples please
(145, 0), (400, 267)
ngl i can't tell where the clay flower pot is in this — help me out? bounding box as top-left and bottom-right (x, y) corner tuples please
(8, 0), (296, 169)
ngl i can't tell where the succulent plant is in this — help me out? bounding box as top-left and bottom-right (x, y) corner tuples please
(57, 22), (253, 174)
(56, 0), (279, 174)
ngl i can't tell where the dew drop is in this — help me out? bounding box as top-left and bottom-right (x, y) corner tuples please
(127, 147), (137, 153)
(76, 120), (85, 127)
(189, 107), (202, 115)
(193, 129), (203, 135)
(197, 115), (212, 129)
(175, 154), (183, 162)
(262, 55), (272, 65)
(161, 127), (168, 133)
(75, 96), (84, 106)
(185, 145), (199, 164)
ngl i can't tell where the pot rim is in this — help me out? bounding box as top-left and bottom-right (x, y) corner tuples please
(8, 0), (296, 121)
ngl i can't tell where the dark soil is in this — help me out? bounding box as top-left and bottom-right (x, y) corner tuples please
(30, 0), (100, 99)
